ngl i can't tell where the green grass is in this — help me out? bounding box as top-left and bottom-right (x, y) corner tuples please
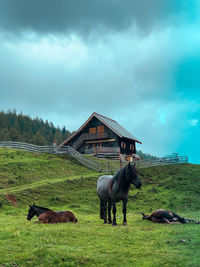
(0, 148), (200, 266)
(0, 148), (96, 188)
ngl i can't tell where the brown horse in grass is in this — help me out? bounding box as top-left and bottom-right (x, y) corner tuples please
(141, 209), (187, 224)
(142, 209), (200, 224)
(27, 204), (78, 223)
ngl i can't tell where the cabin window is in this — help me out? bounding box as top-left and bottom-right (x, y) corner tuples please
(89, 127), (96, 134)
(121, 142), (126, 149)
(97, 125), (104, 133)
(130, 144), (135, 151)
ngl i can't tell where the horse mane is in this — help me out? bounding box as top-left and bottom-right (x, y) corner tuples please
(32, 205), (51, 211)
(110, 165), (126, 188)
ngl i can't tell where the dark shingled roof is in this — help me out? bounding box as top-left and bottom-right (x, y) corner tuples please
(60, 112), (142, 146)
(94, 113), (141, 143)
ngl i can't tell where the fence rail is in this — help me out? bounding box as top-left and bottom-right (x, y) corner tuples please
(0, 141), (55, 153)
(0, 141), (188, 173)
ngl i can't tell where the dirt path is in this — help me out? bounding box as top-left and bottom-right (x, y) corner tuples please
(0, 173), (99, 195)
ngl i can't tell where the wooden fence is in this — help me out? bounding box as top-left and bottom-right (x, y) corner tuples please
(0, 141), (188, 173)
(0, 141), (55, 153)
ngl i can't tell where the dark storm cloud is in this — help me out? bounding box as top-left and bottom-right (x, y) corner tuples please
(0, 0), (192, 36)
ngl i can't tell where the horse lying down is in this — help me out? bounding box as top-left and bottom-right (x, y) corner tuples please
(142, 209), (200, 224)
(27, 204), (78, 223)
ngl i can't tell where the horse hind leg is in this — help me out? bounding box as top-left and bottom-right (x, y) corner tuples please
(108, 201), (112, 224)
(101, 200), (108, 224)
(100, 199), (104, 219)
(103, 202), (108, 224)
(100, 199), (107, 223)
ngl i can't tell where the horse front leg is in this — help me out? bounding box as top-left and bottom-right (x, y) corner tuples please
(108, 201), (112, 224)
(112, 200), (117, 226)
(38, 216), (50, 223)
(122, 199), (127, 225)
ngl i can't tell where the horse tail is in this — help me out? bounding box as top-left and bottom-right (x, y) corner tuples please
(100, 199), (104, 219)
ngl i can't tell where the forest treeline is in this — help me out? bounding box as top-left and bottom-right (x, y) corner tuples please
(136, 150), (158, 160)
(0, 110), (71, 145)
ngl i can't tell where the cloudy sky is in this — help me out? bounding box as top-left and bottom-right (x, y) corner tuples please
(0, 0), (200, 163)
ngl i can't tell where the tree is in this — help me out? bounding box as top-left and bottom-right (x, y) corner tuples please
(9, 127), (21, 141)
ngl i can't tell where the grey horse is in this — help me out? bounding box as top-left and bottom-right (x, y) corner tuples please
(97, 163), (142, 226)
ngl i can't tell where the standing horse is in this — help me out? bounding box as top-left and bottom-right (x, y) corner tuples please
(27, 204), (78, 223)
(97, 163), (142, 226)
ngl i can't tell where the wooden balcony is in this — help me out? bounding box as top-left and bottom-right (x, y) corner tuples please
(84, 132), (109, 140)
(85, 147), (120, 154)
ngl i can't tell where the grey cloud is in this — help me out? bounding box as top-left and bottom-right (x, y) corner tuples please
(0, 29), (176, 120)
(0, 0), (192, 37)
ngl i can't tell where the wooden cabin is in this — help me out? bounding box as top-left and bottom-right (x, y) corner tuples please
(60, 112), (142, 160)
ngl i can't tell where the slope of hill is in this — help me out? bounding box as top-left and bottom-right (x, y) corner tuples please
(0, 148), (199, 211)
(0, 148), (199, 266)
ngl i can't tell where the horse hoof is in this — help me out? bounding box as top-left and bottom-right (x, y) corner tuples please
(123, 222), (127, 226)
(112, 223), (117, 226)
(109, 221), (113, 224)
(104, 222), (107, 224)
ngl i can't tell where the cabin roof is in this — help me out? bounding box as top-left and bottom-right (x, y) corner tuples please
(94, 113), (141, 143)
(60, 112), (142, 146)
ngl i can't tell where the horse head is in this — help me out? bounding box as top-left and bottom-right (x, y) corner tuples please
(126, 163), (142, 189)
(141, 212), (149, 220)
(27, 205), (36, 220)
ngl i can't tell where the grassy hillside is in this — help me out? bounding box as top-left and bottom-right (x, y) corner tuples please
(0, 148), (200, 266)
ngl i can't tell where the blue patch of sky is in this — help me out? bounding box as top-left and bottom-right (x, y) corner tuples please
(175, 56), (200, 98)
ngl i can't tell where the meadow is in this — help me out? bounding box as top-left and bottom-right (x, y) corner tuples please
(0, 148), (200, 267)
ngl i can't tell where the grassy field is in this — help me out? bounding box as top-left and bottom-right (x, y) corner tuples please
(0, 148), (200, 267)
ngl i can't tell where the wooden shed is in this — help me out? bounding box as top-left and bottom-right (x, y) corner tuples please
(60, 112), (142, 159)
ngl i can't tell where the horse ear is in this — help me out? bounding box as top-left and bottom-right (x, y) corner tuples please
(134, 163), (136, 167)
(128, 162), (131, 167)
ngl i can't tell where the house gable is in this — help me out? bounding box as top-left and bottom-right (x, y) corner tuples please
(59, 112), (141, 156)
(60, 112), (141, 147)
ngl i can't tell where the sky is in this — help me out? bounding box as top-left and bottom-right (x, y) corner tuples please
(0, 0), (200, 163)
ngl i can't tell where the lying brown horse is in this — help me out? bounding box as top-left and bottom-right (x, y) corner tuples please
(27, 204), (78, 223)
(141, 209), (187, 224)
